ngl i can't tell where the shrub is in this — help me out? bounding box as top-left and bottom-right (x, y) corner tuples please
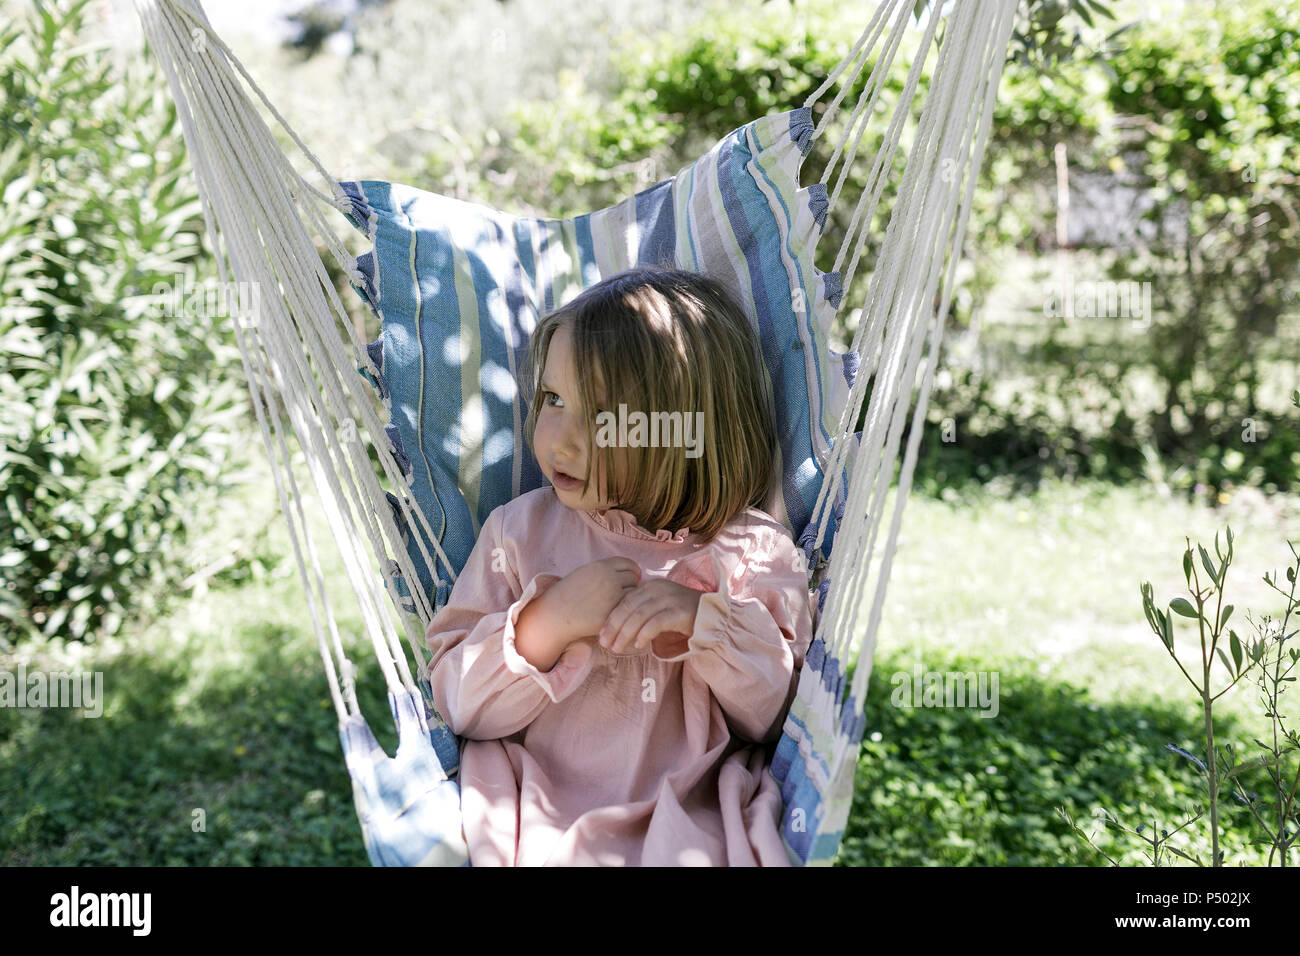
(0, 0), (251, 644)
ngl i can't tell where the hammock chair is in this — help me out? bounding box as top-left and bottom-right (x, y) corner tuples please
(132, 0), (1019, 866)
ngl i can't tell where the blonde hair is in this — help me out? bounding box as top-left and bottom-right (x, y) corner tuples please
(523, 266), (777, 542)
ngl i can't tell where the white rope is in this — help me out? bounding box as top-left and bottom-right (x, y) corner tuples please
(822, 0), (920, 226)
(145, 1), (413, 699)
(795, 0), (941, 567)
(164, 0), (345, 213)
(143, 0), (455, 628)
(133, 0), (353, 720)
(765, 1), (1018, 842)
(803, 0), (901, 146)
(819, 0), (978, 665)
(848, 0), (1018, 706)
(133, 0), (469, 712)
(804, 0), (1019, 821)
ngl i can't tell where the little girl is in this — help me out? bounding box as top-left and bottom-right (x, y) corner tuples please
(424, 266), (814, 866)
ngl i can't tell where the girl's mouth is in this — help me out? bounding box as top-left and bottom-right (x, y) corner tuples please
(553, 469), (582, 490)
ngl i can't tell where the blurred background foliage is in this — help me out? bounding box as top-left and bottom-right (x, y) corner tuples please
(2, 0), (1297, 645)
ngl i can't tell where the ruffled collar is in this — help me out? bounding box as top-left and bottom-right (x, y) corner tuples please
(581, 505), (692, 544)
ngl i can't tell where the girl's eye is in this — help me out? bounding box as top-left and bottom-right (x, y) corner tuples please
(544, 390), (564, 409)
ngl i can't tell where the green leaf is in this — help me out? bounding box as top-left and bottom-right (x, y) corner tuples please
(1220, 605), (1233, 630)
(1230, 628), (1243, 674)
(1182, 549), (1192, 582)
(1169, 598), (1200, 619)
(1141, 590), (1160, 634)
(1224, 757), (1268, 780)
(1199, 545), (1218, 586)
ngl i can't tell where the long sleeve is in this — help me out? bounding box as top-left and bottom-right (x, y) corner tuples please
(424, 507), (596, 741)
(652, 525), (814, 743)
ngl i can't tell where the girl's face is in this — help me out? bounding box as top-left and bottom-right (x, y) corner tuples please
(534, 323), (628, 513)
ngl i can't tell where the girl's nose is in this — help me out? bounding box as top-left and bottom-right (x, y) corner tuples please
(557, 411), (586, 456)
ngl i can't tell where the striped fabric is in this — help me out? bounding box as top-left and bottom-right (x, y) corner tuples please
(341, 688), (469, 866)
(340, 106), (861, 865)
(771, 635), (867, 864)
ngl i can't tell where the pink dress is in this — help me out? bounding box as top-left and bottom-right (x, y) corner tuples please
(423, 486), (815, 866)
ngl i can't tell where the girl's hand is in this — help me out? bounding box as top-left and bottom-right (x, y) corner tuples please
(547, 557), (643, 641)
(598, 579), (704, 655)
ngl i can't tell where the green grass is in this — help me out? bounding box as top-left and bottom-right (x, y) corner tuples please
(838, 476), (1300, 865)
(839, 646), (1275, 866)
(3, 449), (1298, 865)
(0, 448), (389, 866)
(875, 476), (1299, 725)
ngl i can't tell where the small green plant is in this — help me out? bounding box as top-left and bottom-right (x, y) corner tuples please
(1239, 546), (1300, 864)
(1060, 518), (1300, 865)
(1143, 526), (1261, 865)
(1061, 524), (1257, 865)
(1145, 529), (1300, 867)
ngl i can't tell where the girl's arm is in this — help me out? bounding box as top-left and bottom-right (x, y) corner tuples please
(424, 509), (596, 740)
(652, 527), (814, 743)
